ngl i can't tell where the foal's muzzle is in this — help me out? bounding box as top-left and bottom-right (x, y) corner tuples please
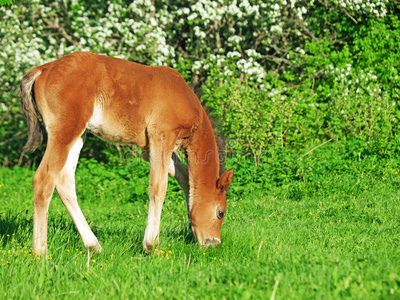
(189, 219), (221, 247)
(203, 237), (221, 247)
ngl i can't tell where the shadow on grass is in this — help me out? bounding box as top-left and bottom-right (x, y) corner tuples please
(167, 225), (197, 244)
(0, 209), (31, 247)
(41, 213), (199, 255)
(97, 224), (198, 255)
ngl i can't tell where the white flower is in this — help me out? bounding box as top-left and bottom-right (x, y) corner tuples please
(245, 49), (261, 58)
(227, 51), (241, 58)
(192, 61), (202, 72)
(136, 44), (146, 51)
(224, 69), (233, 77)
(193, 26), (206, 39)
(0, 102), (8, 111)
(228, 35), (244, 44)
(188, 13), (198, 21)
(270, 25), (282, 33)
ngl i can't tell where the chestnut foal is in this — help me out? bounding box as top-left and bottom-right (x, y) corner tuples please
(20, 52), (234, 255)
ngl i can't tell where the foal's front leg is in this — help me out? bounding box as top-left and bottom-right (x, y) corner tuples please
(143, 149), (170, 252)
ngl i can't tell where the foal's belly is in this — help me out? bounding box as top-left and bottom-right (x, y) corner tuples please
(86, 104), (148, 148)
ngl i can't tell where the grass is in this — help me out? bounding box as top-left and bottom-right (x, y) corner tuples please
(0, 153), (399, 299)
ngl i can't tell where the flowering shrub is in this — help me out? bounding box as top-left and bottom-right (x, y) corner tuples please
(0, 0), (398, 165)
(203, 7), (400, 163)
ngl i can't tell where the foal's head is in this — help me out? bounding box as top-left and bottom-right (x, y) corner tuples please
(189, 168), (234, 247)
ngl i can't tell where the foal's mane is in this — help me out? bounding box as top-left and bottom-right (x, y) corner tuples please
(203, 106), (226, 177)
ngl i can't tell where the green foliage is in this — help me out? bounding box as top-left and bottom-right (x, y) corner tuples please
(1, 1), (399, 166)
(203, 12), (400, 162)
(0, 0), (13, 5)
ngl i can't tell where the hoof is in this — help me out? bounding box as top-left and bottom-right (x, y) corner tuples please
(143, 242), (154, 254)
(85, 242), (102, 254)
(33, 243), (47, 256)
(143, 239), (159, 254)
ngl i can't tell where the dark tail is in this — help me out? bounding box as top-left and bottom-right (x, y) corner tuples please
(20, 69), (43, 151)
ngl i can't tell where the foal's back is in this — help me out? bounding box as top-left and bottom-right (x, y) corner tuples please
(33, 52), (202, 148)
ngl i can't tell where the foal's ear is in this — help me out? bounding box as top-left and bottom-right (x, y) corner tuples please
(217, 168), (234, 192)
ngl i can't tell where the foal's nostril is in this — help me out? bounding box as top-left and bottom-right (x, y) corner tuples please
(203, 238), (221, 247)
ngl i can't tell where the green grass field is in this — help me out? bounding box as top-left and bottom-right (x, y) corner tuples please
(1, 153), (399, 299)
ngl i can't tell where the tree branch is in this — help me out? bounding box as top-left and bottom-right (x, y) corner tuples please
(213, 19), (222, 50)
(43, 15), (79, 46)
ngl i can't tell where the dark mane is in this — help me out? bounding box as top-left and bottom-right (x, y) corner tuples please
(203, 106), (227, 176)
(192, 86), (226, 175)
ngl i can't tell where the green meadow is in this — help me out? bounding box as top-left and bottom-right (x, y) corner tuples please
(1, 149), (399, 299)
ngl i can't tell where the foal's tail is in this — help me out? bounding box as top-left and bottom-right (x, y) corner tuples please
(20, 69), (43, 151)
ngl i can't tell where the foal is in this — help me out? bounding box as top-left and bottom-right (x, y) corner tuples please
(20, 52), (234, 254)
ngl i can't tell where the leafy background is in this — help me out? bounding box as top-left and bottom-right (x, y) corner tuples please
(1, 0), (400, 170)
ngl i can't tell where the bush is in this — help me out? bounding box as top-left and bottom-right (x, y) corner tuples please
(203, 12), (400, 163)
(1, 0), (399, 166)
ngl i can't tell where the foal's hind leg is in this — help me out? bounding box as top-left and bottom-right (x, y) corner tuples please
(55, 137), (102, 253)
(32, 139), (74, 255)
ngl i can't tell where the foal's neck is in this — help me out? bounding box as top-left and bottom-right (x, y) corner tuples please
(186, 112), (220, 194)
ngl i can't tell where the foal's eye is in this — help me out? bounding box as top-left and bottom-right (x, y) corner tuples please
(217, 210), (225, 219)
